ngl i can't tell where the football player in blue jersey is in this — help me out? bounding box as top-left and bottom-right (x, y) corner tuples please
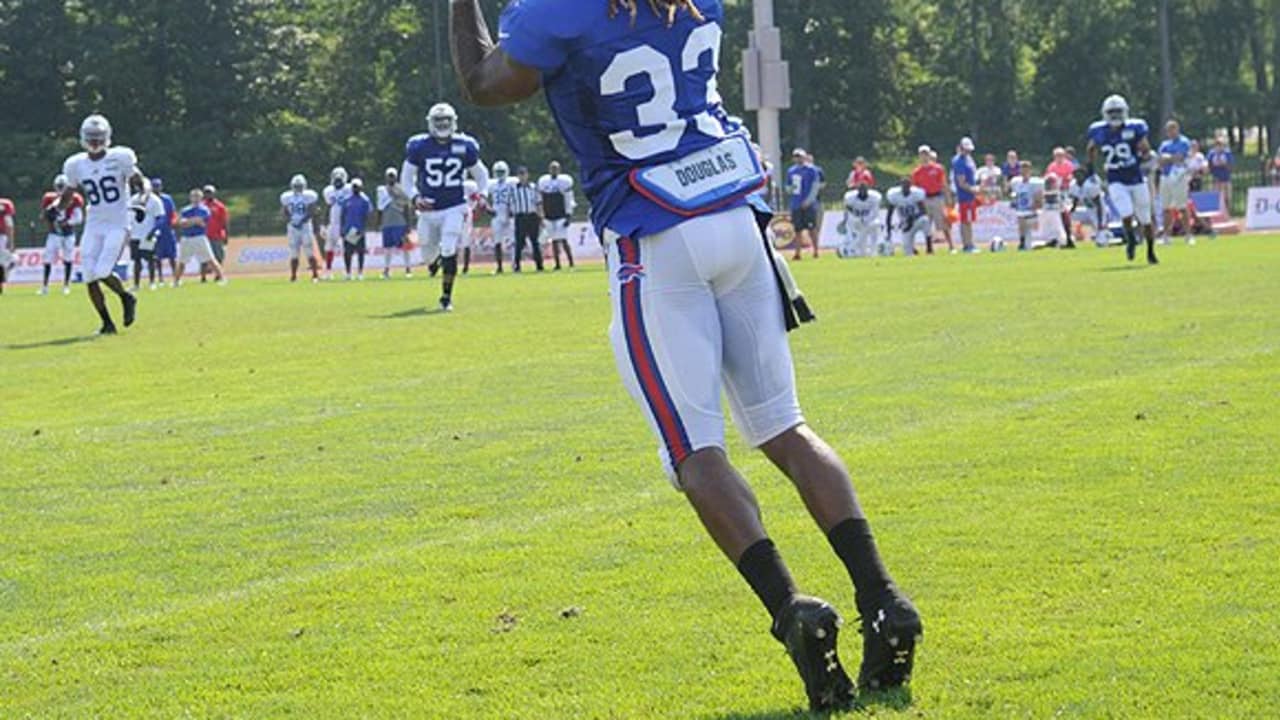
(1086, 94), (1159, 264)
(400, 102), (489, 311)
(450, 0), (920, 710)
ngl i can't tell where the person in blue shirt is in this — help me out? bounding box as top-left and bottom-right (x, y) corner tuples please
(449, 0), (921, 709)
(950, 137), (979, 252)
(1087, 94), (1158, 264)
(786, 149), (823, 260)
(1207, 134), (1234, 209)
(400, 103), (489, 311)
(1156, 119), (1195, 246)
(151, 177), (180, 286)
(340, 179), (373, 280)
(174, 188), (224, 286)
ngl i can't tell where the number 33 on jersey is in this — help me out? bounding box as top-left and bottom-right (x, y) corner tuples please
(498, 0), (753, 242)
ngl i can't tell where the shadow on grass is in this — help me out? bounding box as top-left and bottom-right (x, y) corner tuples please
(1097, 265), (1150, 272)
(5, 335), (98, 351)
(368, 306), (449, 320)
(707, 688), (913, 720)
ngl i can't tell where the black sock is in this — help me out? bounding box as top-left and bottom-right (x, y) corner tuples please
(43, 264), (52, 286)
(442, 276), (455, 299)
(827, 518), (894, 615)
(736, 538), (798, 621)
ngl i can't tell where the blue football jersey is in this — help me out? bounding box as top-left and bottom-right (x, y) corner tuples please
(499, 0), (742, 240)
(404, 133), (481, 211)
(1088, 119), (1149, 185)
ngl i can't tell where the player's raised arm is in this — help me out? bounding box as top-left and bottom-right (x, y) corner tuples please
(450, 0), (541, 106)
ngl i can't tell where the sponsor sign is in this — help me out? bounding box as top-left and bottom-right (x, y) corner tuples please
(1244, 187), (1280, 231)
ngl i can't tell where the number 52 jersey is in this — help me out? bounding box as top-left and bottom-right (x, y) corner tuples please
(62, 146), (139, 229)
(499, 0), (742, 241)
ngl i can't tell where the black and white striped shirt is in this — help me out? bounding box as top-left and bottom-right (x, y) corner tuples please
(510, 182), (540, 215)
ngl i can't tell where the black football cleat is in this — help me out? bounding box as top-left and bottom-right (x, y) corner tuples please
(857, 587), (923, 692)
(792, 296), (817, 324)
(122, 293), (137, 327)
(96, 323), (118, 336)
(439, 295), (453, 312)
(772, 595), (856, 712)
(1147, 251), (1159, 266)
(1125, 236), (1137, 261)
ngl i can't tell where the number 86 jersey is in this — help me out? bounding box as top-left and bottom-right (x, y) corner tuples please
(500, 0), (742, 241)
(62, 146), (139, 230)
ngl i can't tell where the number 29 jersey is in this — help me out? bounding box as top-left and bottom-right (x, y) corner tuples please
(404, 133), (481, 212)
(1087, 119), (1148, 186)
(62, 146), (139, 229)
(499, 0), (738, 241)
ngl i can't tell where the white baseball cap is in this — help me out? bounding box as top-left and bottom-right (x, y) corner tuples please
(959, 137), (975, 152)
(917, 144), (932, 155)
(792, 148), (806, 157)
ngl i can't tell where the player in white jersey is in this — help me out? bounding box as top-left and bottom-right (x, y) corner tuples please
(486, 161), (515, 273)
(459, 178), (483, 274)
(321, 167), (351, 280)
(885, 180), (930, 256)
(127, 175), (166, 290)
(1009, 162), (1043, 251)
(1040, 174), (1070, 248)
(538, 161), (576, 270)
(60, 114), (141, 334)
(839, 180), (883, 258)
(1068, 167), (1107, 246)
(281, 174), (321, 283)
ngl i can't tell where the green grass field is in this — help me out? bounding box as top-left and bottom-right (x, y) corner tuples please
(3, 238), (1278, 719)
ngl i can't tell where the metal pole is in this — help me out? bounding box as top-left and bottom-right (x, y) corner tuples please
(433, 0), (444, 100)
(1158, 0), (1174, 121)
(751, 0), (783, 197)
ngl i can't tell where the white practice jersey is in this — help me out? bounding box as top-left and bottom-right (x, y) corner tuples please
(886, 185), (927, 228)
(843, 190), (883, 223)
(323, 184), (352, 228)
(1042, 179), (1064, 212)
(282, 189), (320, 228)
(537, 173), (576, 218)
(128, 192), (166, 241)
(489, 177), (517, 219)
(62, 146), (139, 228)
(1069, 175), (1103, 206)
(1010, 177), (1044, 217)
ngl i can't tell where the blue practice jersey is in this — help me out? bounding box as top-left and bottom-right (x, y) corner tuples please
(499, 0), (743, 240)
(1088, 119), (1149, 185)
(342, 193), (373, 234)
(786, 164), (820, 211)
(404, 133), (481, 211)
(1157, 135), (1191, 176)
(180, 205), (210, 238)
(157, 193), (176, 234)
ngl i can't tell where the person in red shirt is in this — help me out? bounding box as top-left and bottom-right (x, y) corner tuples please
(201, 184), (230, 282)
(0, 196), (14, 295)
(40, 175), (85, 295)
(846, 156), (875, 189)
(1044, 147), (1076, 244)
(909, 145), (952, 253)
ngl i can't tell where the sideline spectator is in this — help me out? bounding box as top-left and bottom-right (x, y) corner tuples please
(200, 185), (229, 282)
(1046, 148), (1077, 241)
(152, 178), (179, 287)
(0, 195), (14, 295)
(1270, 149), (1280, 186)
(510, 166), (543, 272)
(1001, 150), (1020, 193)
(951, 137), (978, 252)
(538, 160), (575, 270)
(786, 148), (823, 260)
(1157, 119), (1194, 246)
(1009, 161), (1042, 251)
(975, 153), (1003, 203)
(1207, 135), (1234, 206)
(1186, 140), (1207, 192)
(911, 145), (950, 253)
(377, 167), (414, 278)
(341, 179), (372, 280)
(846, 156), (875, 189)
(175, 188), (225, 286)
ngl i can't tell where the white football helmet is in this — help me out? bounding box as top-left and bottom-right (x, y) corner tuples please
(427, 103), (458, 139)
(80, 114), (112, 152)
(1101, 95), (1129, 128)
(492, 161), (510, 181)
(53, 174), (70, 192)
(330, 166), (348, 189)
(291, 174), (308, 191)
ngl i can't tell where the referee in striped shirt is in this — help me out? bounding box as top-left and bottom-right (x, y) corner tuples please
(511, 166), (544, 272)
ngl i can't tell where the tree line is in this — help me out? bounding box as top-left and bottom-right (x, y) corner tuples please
(1, 0), (1277, 200)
